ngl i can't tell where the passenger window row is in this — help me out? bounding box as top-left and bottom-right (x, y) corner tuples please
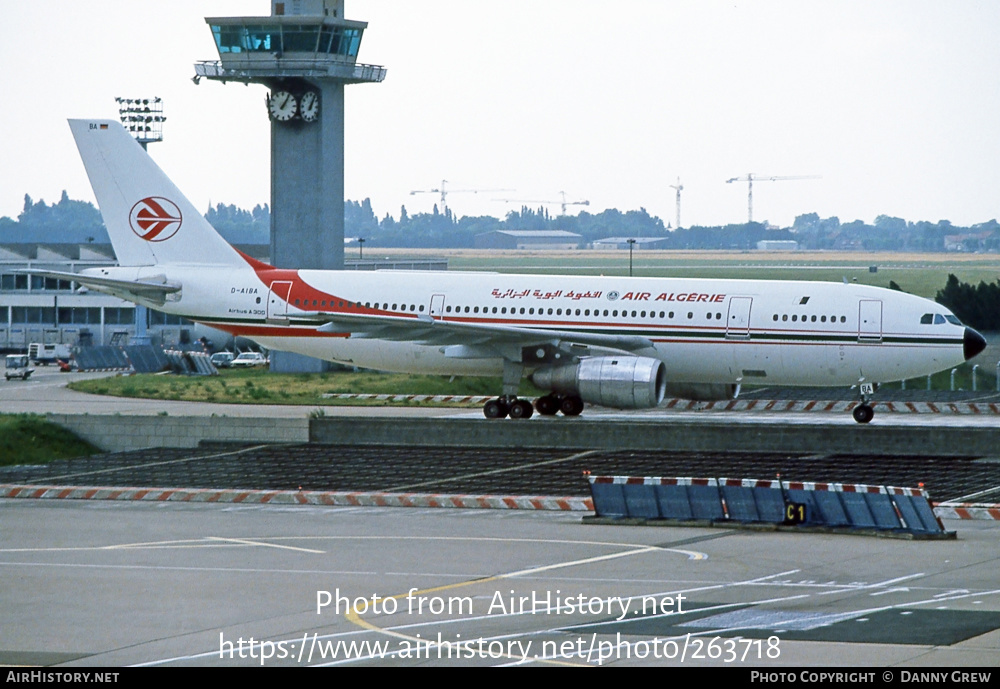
(772, 314), (847, 324)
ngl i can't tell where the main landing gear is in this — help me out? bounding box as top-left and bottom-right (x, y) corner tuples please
(482, 358), (585, 420)
(483, 396), (534, 419)
(481, 394), (585, 420)
(851, 382), (878, 424)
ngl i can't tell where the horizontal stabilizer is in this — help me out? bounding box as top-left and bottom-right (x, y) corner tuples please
(17, 269), (180, 305)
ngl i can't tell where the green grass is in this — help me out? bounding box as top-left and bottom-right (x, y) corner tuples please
(67, 368), (545, 406)
(0, 414), (99, 466)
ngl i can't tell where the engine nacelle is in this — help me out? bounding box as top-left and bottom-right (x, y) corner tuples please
(662, 382), (741, 401)
(530, 356), (666, 409)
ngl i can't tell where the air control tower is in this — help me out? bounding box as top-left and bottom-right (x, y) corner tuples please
(194, 0), (385, 371)
(194, 0), (384, 272)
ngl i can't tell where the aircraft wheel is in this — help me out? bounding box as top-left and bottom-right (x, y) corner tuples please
(852, 404), (874, 424)
(560, 395), (584, 416)
(534, 395), (559, 416)
(509, 399), (534, 419)
(483, 399), (508, 419)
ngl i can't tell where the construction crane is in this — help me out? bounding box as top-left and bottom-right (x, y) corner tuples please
(725, 173), (820, 223)
(669, 177), (683, 229)
(410, 180), (513, 215)
(492, 191), (590, 215)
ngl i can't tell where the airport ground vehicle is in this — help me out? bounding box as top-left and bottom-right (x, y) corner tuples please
(4, 354), (34, 381)
(28, 343), (72, 366)
(22, 120), (988, 423)
(230, 352), (268, 368)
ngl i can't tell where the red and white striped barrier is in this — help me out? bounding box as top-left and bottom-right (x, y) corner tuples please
(663, 398), (1000, 415)
(321, 393), (491, 404)
(0, 483), (593, 512)
(932, 503), (1000, 521)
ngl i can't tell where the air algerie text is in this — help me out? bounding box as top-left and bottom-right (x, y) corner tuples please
(612, 291), (726, 302)
(652, 292), (725, 302)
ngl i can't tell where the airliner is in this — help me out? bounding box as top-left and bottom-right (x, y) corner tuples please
(28, 120), (987, 424)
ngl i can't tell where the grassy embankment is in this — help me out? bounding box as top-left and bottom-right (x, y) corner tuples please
(67, 368), (545, 406)
(0, 414), (98, 466)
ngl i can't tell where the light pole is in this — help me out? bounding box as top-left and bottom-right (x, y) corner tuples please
(358, 238), (366, 261)
(116, 97), (164, 347)
(627, 238), (637, 277)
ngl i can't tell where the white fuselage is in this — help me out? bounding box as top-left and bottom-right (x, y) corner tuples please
(90, 263), (970, 388)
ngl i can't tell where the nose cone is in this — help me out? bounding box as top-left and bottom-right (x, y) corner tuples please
(964, 327), (987, 361)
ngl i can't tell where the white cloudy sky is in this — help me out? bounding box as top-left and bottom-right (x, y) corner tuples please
(2, 0), (999, 229)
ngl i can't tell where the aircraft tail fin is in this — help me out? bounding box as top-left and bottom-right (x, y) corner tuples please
(68, 119), (247, 268)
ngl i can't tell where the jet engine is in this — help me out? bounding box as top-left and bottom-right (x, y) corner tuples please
(662, 382), (741, 401)
(530, 356), (666, 409)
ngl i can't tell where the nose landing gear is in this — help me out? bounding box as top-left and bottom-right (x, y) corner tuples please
(852, 382), (878, 424)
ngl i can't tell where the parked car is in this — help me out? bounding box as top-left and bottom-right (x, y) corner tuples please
(230, 351), (269, 368)
(210, 351), (235, 369)
(4, 354), (35, 381)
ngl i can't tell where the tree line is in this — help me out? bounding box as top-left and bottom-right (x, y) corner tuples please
(935, 275), (1000, 331)
(3, 191), (999, 254)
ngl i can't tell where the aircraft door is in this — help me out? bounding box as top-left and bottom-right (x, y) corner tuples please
(267, 281), (293, 320)
(429, 294), (446, 319)
(726, 297), (753, 339)
(858, 300), (883, 342)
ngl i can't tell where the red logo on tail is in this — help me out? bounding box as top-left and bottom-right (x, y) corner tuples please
(129, 197), (182, 242)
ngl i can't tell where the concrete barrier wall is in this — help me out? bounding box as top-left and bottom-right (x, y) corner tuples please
(47, 414), (309, 453)
(310, 417), (1000, 457)
(44, 414), (999, 456)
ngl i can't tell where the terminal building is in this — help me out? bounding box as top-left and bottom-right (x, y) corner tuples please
(473, 230), (583, 250)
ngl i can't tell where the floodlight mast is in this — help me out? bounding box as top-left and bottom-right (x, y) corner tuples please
(115, 96), (166, 347)
(115, 97), (165, 151)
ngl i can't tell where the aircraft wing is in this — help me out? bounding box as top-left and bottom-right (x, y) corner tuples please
(16, 269), (180, 304)
(308, 311), (657, 359)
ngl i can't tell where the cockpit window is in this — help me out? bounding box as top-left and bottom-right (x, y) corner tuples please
(922, 313), (961, 325)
